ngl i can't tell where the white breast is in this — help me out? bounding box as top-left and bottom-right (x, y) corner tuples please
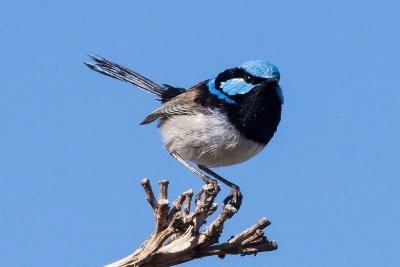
(159, 111), (265, 167)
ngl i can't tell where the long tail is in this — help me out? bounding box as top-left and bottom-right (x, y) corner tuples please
(84, 55), (164, 96)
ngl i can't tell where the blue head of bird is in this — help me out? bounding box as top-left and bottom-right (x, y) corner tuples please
(208, 60), (283, 104)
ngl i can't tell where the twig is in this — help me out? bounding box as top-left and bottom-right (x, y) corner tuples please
(105, 179), (277, 267)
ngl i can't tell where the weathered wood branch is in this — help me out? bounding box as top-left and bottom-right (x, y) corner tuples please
(106, 179), (277, 267)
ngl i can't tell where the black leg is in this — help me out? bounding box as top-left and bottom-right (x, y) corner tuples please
(169, 152), (216, 184)
(170, 152), (242, 208)
(198, 165), (239, 190)
(198, 165), (242, 208)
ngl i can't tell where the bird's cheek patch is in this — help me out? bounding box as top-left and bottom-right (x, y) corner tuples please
(221, 78), (254, 95)
(207, 80), (236, 104)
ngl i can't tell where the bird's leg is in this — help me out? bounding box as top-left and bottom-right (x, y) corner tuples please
(198, 165), (238, 188)
(169, 152), (242, 208)
(198, 165), (242, 208)
(169, 152), (217, 185)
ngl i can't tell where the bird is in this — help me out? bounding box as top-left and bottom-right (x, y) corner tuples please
(84, 56), (283, 194)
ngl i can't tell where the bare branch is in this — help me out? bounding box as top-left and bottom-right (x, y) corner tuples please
(141, 179), (157, 212)
(106, 179), (277, 267)
(158, 180), (169, 201)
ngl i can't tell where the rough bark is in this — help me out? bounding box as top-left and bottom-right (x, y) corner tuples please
(106, 179), (277, 267)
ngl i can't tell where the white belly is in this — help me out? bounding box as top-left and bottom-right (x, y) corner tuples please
(159, 111), (265, 167)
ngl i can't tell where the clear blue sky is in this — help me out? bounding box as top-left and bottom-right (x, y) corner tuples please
(1, 1), (399, 266)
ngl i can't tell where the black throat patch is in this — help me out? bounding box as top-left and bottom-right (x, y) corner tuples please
(226, 81), (282, 144)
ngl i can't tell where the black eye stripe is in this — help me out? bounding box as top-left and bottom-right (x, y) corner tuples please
(215, 67), (266, 89)
(244, 75), (265, 85)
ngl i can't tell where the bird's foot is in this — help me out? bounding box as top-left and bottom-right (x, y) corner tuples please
(205, 177), (218, 186)
(223, 185), (242, 210)
(195, 177), (220, 203)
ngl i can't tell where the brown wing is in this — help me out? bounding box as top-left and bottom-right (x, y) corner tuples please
(140, 89), (201, 125)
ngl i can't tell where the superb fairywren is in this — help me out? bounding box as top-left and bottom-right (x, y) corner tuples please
(85, 56), (283, 191)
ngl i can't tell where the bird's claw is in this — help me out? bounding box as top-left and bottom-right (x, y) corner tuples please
(223, 185), (242, 209)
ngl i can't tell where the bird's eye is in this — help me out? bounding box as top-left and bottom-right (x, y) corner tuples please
(244, 75), (254, 83)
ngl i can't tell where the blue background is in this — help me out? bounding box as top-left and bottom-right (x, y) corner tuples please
(1, 1), (399, 266)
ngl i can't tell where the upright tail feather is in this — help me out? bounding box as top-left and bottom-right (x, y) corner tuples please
(84, 55), (164, 96)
